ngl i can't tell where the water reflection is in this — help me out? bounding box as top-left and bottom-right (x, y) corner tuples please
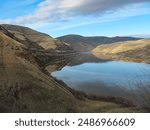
(47, 53), (150, 105)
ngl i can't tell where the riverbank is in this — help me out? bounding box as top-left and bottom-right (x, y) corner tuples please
(52, 77), (142, 112)
(92, 39), (150, 64)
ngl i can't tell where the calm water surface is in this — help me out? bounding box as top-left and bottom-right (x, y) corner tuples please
(51, 54), (150, 97)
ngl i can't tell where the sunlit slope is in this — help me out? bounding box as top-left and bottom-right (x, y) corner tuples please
(0, 31), (77, 112)
(92, 39), (150, 63)
(0, 25), (140, 112)
(1, 24), (73, 52)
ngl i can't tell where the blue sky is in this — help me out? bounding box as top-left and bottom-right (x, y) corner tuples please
(0, 0), (150, 38)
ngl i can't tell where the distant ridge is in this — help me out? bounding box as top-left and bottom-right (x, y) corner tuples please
(57, 34), (140, 52)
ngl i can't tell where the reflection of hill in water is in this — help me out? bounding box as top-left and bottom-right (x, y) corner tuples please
(68, 52), (110, 66)
(46, 53), (110, 73)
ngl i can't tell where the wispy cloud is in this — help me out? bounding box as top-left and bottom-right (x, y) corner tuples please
(0, 0), (150, 24)
(42, 3), (150, 32)
(128, 34), (150, 38)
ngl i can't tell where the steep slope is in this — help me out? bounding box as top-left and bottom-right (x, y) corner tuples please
(1, 24), (74, 53)
(1, 24), (75, 67)
(0, 25), (140, 112)
(57, 34), (140, 52)
(92, 39), (150, 63)
(0, 29), (78, 112)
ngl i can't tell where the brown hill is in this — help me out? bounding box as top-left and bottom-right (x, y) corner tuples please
(0, 28), (77, 112)
(1, 24), (74, 52)
(0, 25), (139, 112)
(92, 39), (150, 63)
(57, 34), (140, 52)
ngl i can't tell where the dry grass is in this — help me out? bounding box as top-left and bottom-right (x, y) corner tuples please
(93, 39), (150, 54)
(0, 25), (143, 113)
(77, 99), (139, 113)
(92, 39), (150, 63)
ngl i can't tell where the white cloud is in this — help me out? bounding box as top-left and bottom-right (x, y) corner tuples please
(0, 0), (150, 24)
(60, 0), (85, 9)
(39, 3), (150, 32)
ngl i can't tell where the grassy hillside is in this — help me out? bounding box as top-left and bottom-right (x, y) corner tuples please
(57, 34), (140, 52)
(2, 24), (73, 52)
(0, 25), (140, 112)
(0, 31), (78, 112)
(92, 39), (150, 63)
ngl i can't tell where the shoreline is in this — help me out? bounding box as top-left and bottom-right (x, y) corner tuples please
(92, 52), (150, 64)
(52, 76), (135, 107)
